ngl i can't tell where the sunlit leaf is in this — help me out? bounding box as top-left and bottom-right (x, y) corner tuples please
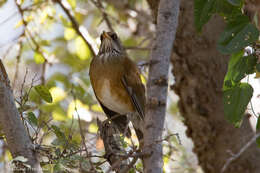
(49, 87), (66, 103)
(140, 74), (146, 85)
(59, 15), (71, 27)
(88, 123), (98, 133)
(67, 0), (76, 9)
(34, 52), (45, 64)
(75, 37), (91, 60)
(34, 85), (53, 103)
(64, 27), (76, 40)
(52, 108), (67, 121)
(91, 104), (103, 112)
(15, 20), (24, 28)
(67, 99), (89, 119)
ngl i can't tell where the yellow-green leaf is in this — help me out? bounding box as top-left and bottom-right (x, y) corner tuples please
(88, 123), (98, 133)
(34, 52), (45, 64)
(75, 37), (91, 60)
(67, 0), (76, 9)
(34, 85), (53, 103)
(64, 27), (76, 40)
(15, 20), (24, 28)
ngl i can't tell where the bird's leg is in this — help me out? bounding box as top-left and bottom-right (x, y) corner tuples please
(123, 118), (130, 137)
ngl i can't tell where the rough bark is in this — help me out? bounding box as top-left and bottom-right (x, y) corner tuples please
(0, 60), (42, 173)
(170, 1), (260, 173)
(143, 0), (180, 173)
(97, 119), (129, 173)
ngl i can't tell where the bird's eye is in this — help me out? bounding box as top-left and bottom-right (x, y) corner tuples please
(111, 33), (117, 40)
(100, 35), (104, 41)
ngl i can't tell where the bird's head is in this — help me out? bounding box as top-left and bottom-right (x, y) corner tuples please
(98, 31), (125, 56)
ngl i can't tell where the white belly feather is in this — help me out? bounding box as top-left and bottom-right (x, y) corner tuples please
(99, 80), (130, 114)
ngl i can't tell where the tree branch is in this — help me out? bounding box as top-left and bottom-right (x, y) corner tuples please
(143, 0), (180, 172)
(97, 119), (129, 173)
(0, 60), (42, 172)
(221, 132), (260, 173)
(55, 0), (98, 56)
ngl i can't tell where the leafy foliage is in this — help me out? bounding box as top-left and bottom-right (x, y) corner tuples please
(223, 83), (253, 127)
(34, 85), (53, 103)
(195, 0), (259, 127)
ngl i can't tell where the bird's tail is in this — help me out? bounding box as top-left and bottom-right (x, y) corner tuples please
(129, 112), (144, 147)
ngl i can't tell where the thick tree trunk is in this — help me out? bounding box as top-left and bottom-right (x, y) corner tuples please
(169, 1), (260, 173)
(0, 60), (42, 173)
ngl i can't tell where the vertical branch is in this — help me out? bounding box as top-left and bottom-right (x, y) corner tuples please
(0, 60), (42, 172)
(143, 0), (180, 173)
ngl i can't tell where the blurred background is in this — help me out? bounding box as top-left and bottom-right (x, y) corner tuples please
(0, 0), (214, 172)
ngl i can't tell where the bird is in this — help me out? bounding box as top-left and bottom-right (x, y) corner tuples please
(89, 31), (145, 142)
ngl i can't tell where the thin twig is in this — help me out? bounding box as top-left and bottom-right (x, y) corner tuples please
(221, 132), (260, 173)
(89, 0), (115, 32)
(55, 0), (97, 56)
(71, 87), (97, 172)
(12, 42), (23, 88)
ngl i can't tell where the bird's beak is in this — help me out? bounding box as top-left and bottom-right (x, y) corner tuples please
(102, 31), (111, 40)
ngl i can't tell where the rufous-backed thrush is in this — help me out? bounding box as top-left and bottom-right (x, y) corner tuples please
(89, 31), (145, 141)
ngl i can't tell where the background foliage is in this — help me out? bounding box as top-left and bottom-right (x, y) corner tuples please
(0, 0), (198, 172)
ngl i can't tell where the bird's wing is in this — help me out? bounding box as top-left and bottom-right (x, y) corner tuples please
(121, 58), (146, 120)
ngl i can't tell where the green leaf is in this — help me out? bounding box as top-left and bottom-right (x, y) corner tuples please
(51, 125), (66, 140)
(34, 85), (53, 103)
(256, 64), (260, 72)
(27, 112), (38, 126)
(34, 52), (45, 64)
(223, 83), (253, 127)
(223, 50), (244, 89)
(194, 0), (216, 31)
(218, 15), (259, 54)
(256, 117), (260, 130)
(215, 0), (241, 18)
(256, 137), (260, 148)
(230, 55), (257, 82)
(53, 162), (62, 172)
(227, 0), (242, 6)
